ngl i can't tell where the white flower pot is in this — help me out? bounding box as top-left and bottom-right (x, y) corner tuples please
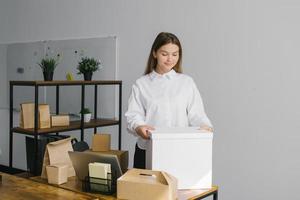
(83, 113), (92, 123)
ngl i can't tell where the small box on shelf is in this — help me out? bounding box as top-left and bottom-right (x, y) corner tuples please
(51, 115), (70, 127)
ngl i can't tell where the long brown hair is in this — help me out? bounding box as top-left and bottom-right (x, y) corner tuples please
(144, 32), (183, 75)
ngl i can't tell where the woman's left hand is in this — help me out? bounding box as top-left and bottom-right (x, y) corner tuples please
(199, 125), (213, 132)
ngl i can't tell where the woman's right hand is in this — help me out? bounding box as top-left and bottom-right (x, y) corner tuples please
(135, 125), (155, 140)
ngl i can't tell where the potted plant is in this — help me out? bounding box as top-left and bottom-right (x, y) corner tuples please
(80, 108), (92, 123)
(38, 57), (59, 81)
(77, 57), (101, 81)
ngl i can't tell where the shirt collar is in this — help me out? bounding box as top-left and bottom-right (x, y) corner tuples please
(149, 69), (177, 81)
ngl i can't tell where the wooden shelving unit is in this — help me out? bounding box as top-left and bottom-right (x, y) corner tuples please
(9, 80), (122, 175)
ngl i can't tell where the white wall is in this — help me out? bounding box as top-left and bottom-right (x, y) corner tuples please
(0, 45), (7, 108)
(1, 0), (300, 200)
(0, 45), (8, 165)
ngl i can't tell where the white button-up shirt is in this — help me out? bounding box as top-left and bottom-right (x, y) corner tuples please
(125, 69), (212, 149)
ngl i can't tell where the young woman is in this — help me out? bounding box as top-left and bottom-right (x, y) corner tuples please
(125, 32), (213, 169)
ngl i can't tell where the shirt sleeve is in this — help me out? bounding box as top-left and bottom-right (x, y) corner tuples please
(187, 78), (213, 128)
(125, 83), (147, 136)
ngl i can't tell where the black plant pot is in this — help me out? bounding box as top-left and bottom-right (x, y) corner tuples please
(43, 71), (54, 81)
(83, 72), (93, 81)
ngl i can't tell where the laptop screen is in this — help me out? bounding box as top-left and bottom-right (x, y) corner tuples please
(68, 151), (123, 181)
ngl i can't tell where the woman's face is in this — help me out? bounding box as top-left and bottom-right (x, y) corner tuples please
(153, 43), (180, 74)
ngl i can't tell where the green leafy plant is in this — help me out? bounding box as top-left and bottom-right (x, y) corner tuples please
(77, 57), (101, 74)
(38, 57), (59, 73)
(79, 108), (91, 114)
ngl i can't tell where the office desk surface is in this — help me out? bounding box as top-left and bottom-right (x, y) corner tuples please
(0, 172), (97, 200)
(31, 176), (218, 200)
(31, 176), (116, 200)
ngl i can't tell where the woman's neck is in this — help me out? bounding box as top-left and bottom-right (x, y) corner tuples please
(155, 67), (172, 75)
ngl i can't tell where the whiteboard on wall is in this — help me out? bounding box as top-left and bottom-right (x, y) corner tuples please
(6, 36), (118, 119)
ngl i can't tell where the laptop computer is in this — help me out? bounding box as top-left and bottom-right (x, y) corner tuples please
(68, 151), (123, 181)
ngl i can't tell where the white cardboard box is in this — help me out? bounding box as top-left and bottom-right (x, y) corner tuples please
(146, 127), (213, 189)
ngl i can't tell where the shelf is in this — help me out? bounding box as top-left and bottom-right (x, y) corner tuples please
(10, 80), (122, 86)
(12, 118), (119, 135)
(9, 79), (122, 175)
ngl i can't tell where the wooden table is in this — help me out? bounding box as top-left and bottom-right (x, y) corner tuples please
(178, 187), (218, 200)
(0, 172), (98, 200)
(31, 176), (218, 200)
(31, 176), (116, 200)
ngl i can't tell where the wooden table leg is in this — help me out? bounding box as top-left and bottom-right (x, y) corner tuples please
(213, 190), (218, 200)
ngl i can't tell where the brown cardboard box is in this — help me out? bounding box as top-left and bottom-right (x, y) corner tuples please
(20, 103), (35, 129)
(46, 164), (68, 185)
(51, 115), (70, 127)
(117, 168), (177, 200)
(92, 134), (111, 152)
(38, 104), (51, 129)
(41, 138), (75, 179)
(85, 149), (128, 173)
